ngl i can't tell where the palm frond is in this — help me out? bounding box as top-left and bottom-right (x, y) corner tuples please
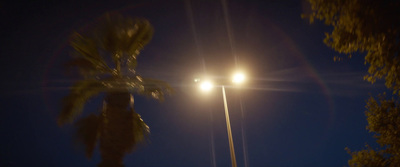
(94, 13), (123, 54)
(100, 76), (143, 93)
(74, 114), (100, 158)
(91, 13), (154, 72)
(64, 58), (111, 77)
(137, 78), (173, 101)
(58, 79), (106, 126)
(70, 32), (110, 73)
(126, 19), (153, 70)
(130, 108), (150, 151)
(126, 56), (138, 70)
(95, 13), (154, 54)
(126, 19), (154, 56)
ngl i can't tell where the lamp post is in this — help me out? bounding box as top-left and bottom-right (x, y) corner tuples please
(222, 85), (237, 167)
(196, 72), (245, 167)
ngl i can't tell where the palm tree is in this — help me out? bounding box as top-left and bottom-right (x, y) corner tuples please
(58, 13), (172, 167)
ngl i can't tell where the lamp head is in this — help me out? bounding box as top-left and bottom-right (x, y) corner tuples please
(232, 72), (245, 84)
(200, 80), (213, 92)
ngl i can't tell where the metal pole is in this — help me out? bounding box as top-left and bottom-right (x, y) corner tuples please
(222, 86), (237, 167)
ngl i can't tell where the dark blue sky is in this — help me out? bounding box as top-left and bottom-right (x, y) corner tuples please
(0, 0), (385, 166)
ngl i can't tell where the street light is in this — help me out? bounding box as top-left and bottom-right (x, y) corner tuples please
(200, 80), (213, 92)
(196, 72), (245, 167)
(232, 72), (245, 84)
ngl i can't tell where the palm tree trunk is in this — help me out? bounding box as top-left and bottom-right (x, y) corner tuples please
(114, 53), (122, 76)
(98, 92), (134, 167)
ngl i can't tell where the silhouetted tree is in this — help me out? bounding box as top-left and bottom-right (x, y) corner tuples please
(345, 93), (400, 166)
(303, 0), (400, 166)
(58, 13), (172, 167)
(303, 0), (400, 91)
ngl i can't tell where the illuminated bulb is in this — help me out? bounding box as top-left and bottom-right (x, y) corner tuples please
(200, 81), (213, 91)
(232, 72), (245, 83)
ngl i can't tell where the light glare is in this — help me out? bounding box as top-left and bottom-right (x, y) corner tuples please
(232, 72), (245, 83)
(200, 81), (213, 91)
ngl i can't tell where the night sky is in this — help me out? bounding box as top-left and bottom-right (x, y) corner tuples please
(0, 0), (385, 166)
